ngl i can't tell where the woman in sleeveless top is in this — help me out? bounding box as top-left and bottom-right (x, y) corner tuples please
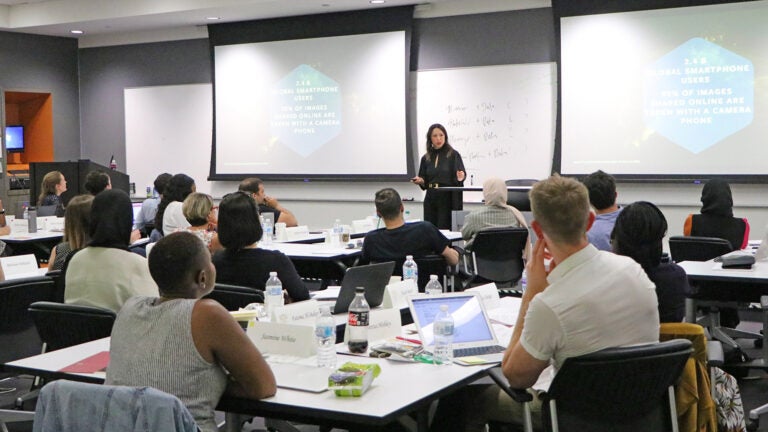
(107, 232), (275, 432)
(683, 179), (749, 251)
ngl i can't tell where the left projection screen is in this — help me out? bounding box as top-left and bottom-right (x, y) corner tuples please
(213, 31), (408, 180)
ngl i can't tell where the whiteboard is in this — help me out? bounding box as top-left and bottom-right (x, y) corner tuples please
(415, 63), (556, 185)
(125, 84), (214, 196)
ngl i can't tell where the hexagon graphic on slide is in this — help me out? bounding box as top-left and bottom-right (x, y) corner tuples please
(269, 64), (341, 157)
(643, 37), (753, 154)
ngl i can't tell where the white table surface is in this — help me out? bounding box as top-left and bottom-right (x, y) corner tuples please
(0, 230), (62, 243)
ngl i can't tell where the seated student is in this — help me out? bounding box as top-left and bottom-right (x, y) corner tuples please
(612, 201), (687, 322)
(64, 189), (158, 313)
(461, 177), (529, 254)
(107, 231), (276, 432)
(684, 178), (749, 251)
(182, 192), (222, 254)
(155, 173), (196, 236)
(84, 170), (111, 195)
(212, 191), (309, 302)
(361, 188), (459, 266)
(135, 172), (171, 233)
(238, 177), (298, 227)
(48, 195), (93, 272)
(582, 170), (622, 251)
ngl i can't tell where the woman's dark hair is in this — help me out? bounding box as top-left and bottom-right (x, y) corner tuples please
(149, 231), (209, 295)
(217, 191), (262, 252)
(424, 123), (454, 161)
(700, 178), (734, 217)
(89, 189), (133, 249)
(154, 173), (196, 234)
(611, 201), (667, 270)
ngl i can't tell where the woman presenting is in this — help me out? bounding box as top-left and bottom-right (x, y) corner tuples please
(411, 123), (465, 229)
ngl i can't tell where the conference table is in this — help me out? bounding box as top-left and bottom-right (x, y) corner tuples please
(0, 230), (63, 263)
(679, 259), (768, 369)
(3, 336), (496, 431)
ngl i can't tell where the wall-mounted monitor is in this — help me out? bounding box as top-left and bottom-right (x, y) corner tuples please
(5, 125), (24, 153)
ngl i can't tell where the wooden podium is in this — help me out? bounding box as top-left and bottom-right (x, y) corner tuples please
(29, 160), (130, 206)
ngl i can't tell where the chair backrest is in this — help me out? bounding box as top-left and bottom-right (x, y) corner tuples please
(505, 179), (537, 212)
(543, 339), (693, 432)
(668, 235), (732, 262)
(470, 227), (528, 285)
(45, 270), (65, 303)
(451, 210), (470, 232)
(389, 255), (449, 293)
(204, 283), (264, 311)
(0, 277), (56, 364)
(29, 301), (116, 352)
(34, 380), (197, 431)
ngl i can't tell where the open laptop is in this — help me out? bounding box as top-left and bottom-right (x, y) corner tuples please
(325, 261), (395, 314)
(408, 292), (506, 365)
(131, 202), (142, 222)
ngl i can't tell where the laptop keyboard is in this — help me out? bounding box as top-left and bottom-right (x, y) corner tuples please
(453, 345), (505, 358)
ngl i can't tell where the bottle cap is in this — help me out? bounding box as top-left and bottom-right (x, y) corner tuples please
(355, 286), (365, 293)
(406, 255), (413, 260)
(430, 274), (438, 280)
(269, 271), (277, 277)
(439, 304), (449, 312)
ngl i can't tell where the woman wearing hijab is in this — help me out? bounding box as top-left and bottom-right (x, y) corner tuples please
(461, 177), (530, 255)
(64, 189), (158, 312)
(683, 179), (749, 251)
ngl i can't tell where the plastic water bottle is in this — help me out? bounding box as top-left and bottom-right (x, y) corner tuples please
(264, 272), (283, 319)
(403, 255), (418, 283)
(433, 304), (454, 365)
(520, 269), (528, 292)
(261, 215), (273, 246)
(22, 206), (28, 220)
(347, 287), (370, 354)
(109, 155), (117, 170)
(331, 219), (342, 246)
(315, 305), (337, 368)
(425, 274), (442, 295)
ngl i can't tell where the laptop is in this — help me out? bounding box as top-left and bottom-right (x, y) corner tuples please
(408, 292), (506, 365)
(327, 261), (395, 314)
(131, 202), (143, 222)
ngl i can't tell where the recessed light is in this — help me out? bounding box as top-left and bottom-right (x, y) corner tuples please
(370, 0), (385, 4)
(206, 16), (221, 21)
(70, 30), (84, 34)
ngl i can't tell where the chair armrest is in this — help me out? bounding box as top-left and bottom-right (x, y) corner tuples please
(707, 340), (724, 368)
(488, 367), (532, 404)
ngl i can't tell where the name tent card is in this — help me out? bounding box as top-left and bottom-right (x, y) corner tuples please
(343, 308), (401, 343)
(467, 283), (501, 310)
(0, 254), (40, 279)
(382, 279), (418, 309)
(272, 299), (321, 325)
(247, 321), (316, 357)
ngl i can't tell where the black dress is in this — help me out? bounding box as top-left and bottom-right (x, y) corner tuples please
(417, 147), (465, 229)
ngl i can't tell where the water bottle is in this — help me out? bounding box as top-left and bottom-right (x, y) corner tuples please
(27, 207), (37, 233)
(331, 219), (342, 246)
(433, 304), (454, 365)
(261, 215), (273, 246)
(404, 210), (411, 221)
(403, 255), (418, 283)
(520, 269), (527, 292)
(264, 272), (283, 319)
(425, 274), (442, 295)
(109, 155), (117, 170)
(347, 287), (370, 354)
(22, 206), (28, 220)
(315, 305), (337, 368)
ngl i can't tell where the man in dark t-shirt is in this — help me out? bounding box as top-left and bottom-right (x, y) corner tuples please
(361, 188), (458, 266)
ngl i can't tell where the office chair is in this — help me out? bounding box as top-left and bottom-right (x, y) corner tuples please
(0, 277), (56, 366)
(44, 270), (65, 303)
(460, 227), (528, 290)
(451, 210), (470, 233)
(389, 255), (454, 293)
(669, 235), (762, 352)
(29, 301), (116, 353)
(204, 283), (264, 311)
(504, 179), (537, 212)
(490, 339), (693, 432)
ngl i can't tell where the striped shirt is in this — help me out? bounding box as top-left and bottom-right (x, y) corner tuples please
(461, 205), (524, 249)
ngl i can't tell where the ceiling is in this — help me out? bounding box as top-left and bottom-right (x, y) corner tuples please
(0, 0), (550, 47)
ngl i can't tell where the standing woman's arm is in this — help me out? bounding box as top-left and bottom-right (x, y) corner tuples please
(453, 151), (466, 185)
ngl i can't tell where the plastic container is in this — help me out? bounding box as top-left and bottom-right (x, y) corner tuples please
(433, 304), (454, 365)
(425, 274), (442, 296)
(315, 305), (337, 368)
(264, 272), (283, 319)
(27, 207), (37, 233)
(328, 362), (381, 397)
(403, 255), (418, 283)
(347, 287), (370, 354)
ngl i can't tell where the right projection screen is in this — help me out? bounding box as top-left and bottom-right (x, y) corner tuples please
(559, 1), (768, 179)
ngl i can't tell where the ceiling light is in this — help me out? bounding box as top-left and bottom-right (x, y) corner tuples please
(206, 16), (221, 21)
(370, 0), (385, 4)
(70, 30), (84, 35)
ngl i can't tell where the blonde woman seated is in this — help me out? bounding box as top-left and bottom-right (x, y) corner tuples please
(47, 195), (94, 272)
(107, 232), (276, 432)
(461, 177), (530, 258)
(182, 192), (222, 253)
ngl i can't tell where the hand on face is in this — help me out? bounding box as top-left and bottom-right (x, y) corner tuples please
(524, 237), (551, 299)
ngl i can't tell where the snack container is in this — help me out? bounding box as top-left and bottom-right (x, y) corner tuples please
(328, 362), (381, 397)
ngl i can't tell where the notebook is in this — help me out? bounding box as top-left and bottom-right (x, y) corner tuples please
(408, 292), (506, 365)
(328, 261), (395, 314)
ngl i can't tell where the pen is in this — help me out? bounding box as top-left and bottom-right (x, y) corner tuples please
(396, 336), (422, 345)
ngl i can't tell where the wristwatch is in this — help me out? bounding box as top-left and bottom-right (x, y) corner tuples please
(0, 210), (5, 215)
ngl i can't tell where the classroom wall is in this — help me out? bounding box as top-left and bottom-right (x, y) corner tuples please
(75, 7), (768, 240)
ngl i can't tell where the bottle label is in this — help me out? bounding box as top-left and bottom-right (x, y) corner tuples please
(348, 310), (369, 326)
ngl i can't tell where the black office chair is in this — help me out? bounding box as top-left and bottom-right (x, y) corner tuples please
(390, 255), (454, 293)
(505, 179), (537, 212)
(490, 339), (693, 432)
(204, 283), (264, 311)
(0, 277), (56, 367)
(669, 235), (761, 352)
(45, 270), (65, 303)
(29, 301), (116, 353)
(460, 227), (528, 290)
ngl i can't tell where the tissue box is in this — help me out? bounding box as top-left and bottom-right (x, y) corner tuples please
(328, 362), (381, 397)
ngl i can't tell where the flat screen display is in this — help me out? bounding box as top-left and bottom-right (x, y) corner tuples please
(5, 125), (23, 152)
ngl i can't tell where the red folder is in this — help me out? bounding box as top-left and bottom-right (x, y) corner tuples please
(59, 351), (110, 373)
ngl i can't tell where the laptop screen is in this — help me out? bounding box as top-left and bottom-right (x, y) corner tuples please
(132, 202), (142, 222)
(410, 294), (494, 347)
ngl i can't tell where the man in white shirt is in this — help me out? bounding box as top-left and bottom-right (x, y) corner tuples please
(444, 175), (660, 431)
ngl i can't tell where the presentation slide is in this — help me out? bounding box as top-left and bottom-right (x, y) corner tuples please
(560, 1), (768, 178)
(213, 31), (408, 179)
